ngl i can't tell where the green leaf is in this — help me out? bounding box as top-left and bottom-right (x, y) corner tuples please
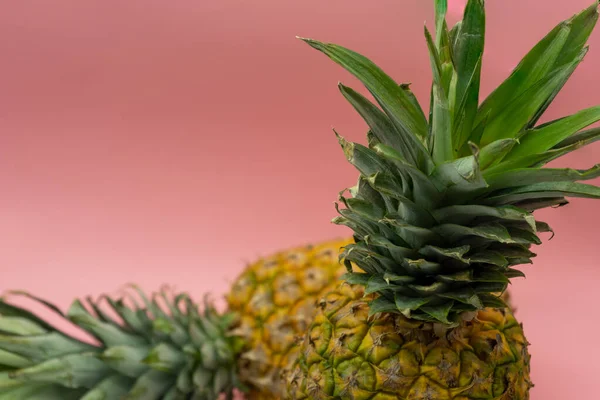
(504, 268), (526, 279)
(507, 106), (600, 159)
(486, 126), (600, 174)
(483, 152), (553, 176)
(419, 245), (471, 264)
(339, 84), (426, 166)
(124, 369), (173, 399)
(441, 61), (455, 103)
(515, 197), (568, 211)
(421, 301), (454, 324)
(382, 273), (416, 284)
(477, 2), (598, 142)
(394, 294), (432, 317)
(368, 296), (399, 316)
(480, 57), (585, 145)
(372, 142), (410, 165)
(452, 58), (480, 153)
(490, 244), (536, 259)
(367, 172), (439, 216)
(99, 345), (150, 378)
(438, 288), (483, 308)
(472, 286), (505, 297)
(434, 0), (448, 46)
(474, 270), (509, 283)
(0, 348), (31, 369)
(352, 177), (388, 211)
(380, 217), (442, 248)
(450, 20), (463, 50)
(484, 181), (600, 205)
(0, 332), (96, 362)
(365, 276), (392, 295)
(432, 204), (534, 228)
(430, 154), (487, 197)
(467, 110), (489, 149)
(131, 287), (169, 321)
(529, 3), (600, 127)
(453, 0), (485, 95)
(478, 293), (508, 309)
(85, 297), (122, 330)
(475, 21), (572, 140)
(401, 84), (428, 136)
(366, 129), (380, 148)
(363, 235), (417, 264)
(431, 83), (453, 164)
(101, 297), (152, 339)
(336, 133), (393, 178)
(2, 291), (67, 321)
(67, 300), (147, 348)
(299, 38), (433, 171)
(425, 26), (453, 164)
(433, 223), (516, 244)
(80, 375), (133, 400)
(213, 366), (233, 395)
(8, 353), (109, 389)
(340, 197), (385, 221)
(342, 247), (386, 275)
(335, 207), (379, 238)
(555, 3), (599, 65)
(142, 343), (186, 373)
(341, 272), (371, 286)
(485, 164), (600, 190)
(0, 316), (47, 336)
(0, 383), (85, 399)
(0, 294), (83, 341)
(407, 281), (449, 295)
(424, 26), (444, 87)
(402, 259), (442, 276)
(452, 0), (485, 152)
(437, 270), (473, 283)
(478, 139), (518, 170)
(469, 251), (509, 267)
(510, 225), (543, 245)
(554, 126), (600, 148)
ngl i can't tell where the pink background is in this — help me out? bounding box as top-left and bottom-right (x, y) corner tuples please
(1, 0), (599, 397)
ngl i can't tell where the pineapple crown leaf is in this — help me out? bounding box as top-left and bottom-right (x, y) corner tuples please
(300, 0), (600, 325)
(0, 288), (245, 399)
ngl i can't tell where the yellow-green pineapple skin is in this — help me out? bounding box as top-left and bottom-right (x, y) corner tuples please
(226, 238), (352, 398)
(286, 283), (532, 400)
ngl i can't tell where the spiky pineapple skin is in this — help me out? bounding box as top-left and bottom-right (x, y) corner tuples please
(286, 283), (532, 400)
(226, 238), (352, 398)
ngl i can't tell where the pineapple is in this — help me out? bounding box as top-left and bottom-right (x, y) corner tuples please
(226, 238), (351, 397)
(283, 0), (600, 398)
(286, 284), (531, 400)
(0, 288), (245, 399)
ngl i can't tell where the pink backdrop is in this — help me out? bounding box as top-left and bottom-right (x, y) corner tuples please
(1, 0), (598, 398)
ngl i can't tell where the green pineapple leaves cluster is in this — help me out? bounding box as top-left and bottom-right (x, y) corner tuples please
(0, 288), (244, 399)
(299, 0), (600, 325)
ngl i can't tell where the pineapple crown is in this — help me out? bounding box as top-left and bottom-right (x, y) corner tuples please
(0, 287), (245, 399)
(299, 0), (600, 325)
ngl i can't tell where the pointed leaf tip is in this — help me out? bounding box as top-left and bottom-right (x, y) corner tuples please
(297, 36), (323, 49)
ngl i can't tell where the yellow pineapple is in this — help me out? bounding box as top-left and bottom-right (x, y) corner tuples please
(226, 238), (351, 398)
(286, 283), (531, 399)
